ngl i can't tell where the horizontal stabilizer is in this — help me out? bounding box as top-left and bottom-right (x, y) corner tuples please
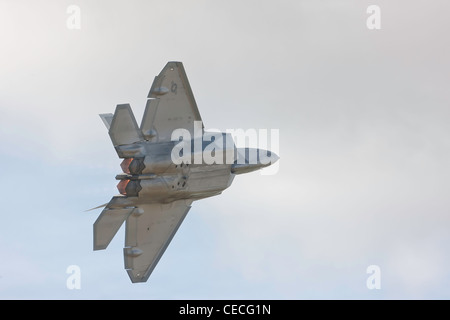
(94, 207), (134, 250)
(109, 104), (144, 146)
(99, 113), (114, 130)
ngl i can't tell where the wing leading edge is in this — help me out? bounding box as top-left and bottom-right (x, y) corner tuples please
(124, 200), (193, 283)
(141, 61), (204, 142)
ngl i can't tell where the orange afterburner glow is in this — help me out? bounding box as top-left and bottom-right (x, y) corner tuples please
(117, 179), (130, 195)
(120, 158), (133, 173)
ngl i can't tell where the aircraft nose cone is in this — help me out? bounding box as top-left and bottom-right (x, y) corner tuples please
(260, 150), (279, 166)
(232, 148), (279, 174)
(270, 152), (280, 163)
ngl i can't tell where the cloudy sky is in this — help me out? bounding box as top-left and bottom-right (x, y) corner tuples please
(1, 0), (450, 299)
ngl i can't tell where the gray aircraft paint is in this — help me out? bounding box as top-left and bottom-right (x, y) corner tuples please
(94, 62), (279, 283)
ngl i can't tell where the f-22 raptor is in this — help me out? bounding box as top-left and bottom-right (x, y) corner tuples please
(93, 61), (279, 283)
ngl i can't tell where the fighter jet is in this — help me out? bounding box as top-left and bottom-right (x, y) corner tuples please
(93, 61), (279, 283)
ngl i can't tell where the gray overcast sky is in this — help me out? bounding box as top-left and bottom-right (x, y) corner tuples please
(1, 0), (450, 299)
